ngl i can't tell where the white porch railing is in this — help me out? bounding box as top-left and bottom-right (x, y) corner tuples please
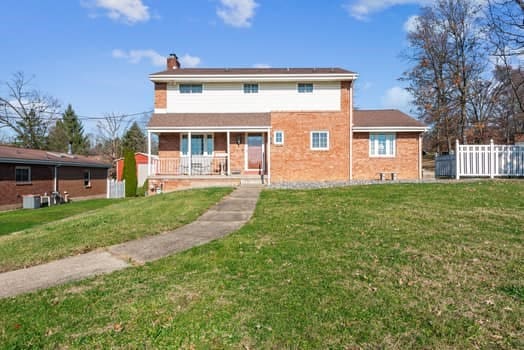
(153, 155), (228, 176)
(435, 140), (524, 178)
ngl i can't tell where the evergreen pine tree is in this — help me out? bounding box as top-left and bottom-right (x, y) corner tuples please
(123, 149), (137, 197)
(121, 121), (146, 153)
(47, 104), (90, 154)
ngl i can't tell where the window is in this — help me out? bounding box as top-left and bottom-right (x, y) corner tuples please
(369, 133), (396, 157)
(181, 134), (214, 156)
(298, 83), (313, 93)
(179, 84), (203, 94)
(15, 166), (31, 184)
(311, 131), (329, 150)
(243, 83), (259, 93)
(274, 130), (284, 145)
(83, 170), (91, 187)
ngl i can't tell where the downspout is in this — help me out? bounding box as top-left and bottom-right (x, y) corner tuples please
(418, 133), (423, 180)
(266, 128), (271, 185)
(349, 81), (353, 181)
(53, 166), (58, 193)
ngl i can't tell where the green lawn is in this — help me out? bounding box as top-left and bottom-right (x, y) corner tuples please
(0, 187), (232, 272)
(0, 198), (119, 236)
(0, 181), (522, 348)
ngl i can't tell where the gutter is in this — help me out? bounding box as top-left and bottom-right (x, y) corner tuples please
(0, 158), (111, 168)
(352, 126), (428, 132)
(149, 73), (359, 83)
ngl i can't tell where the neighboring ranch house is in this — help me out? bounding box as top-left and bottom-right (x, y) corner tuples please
(146, 54), (426, 191)
(0, 145), (110, 209)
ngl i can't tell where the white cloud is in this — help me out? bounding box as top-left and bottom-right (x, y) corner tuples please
(112, 49), (164, 66)
(381, 86), (413, 113)
(179, 54), (201, 68)
(217, 0), (258, 27)
(403, 15), (420, 32)
(85, 0), (150, 24)
(253, 63), (271, 68)
(112, 50), (202, 68)
(344, 0), (431, 20)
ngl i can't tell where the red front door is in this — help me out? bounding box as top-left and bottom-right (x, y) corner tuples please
(247, 134), (263, 170)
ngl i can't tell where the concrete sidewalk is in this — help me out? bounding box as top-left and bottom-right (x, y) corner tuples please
(0, 186), (262, 299)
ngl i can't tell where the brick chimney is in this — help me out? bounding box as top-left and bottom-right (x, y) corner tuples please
(167, 53), (181, 70)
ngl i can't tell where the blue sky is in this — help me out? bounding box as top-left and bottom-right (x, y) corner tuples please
(0, 0), (431, 135)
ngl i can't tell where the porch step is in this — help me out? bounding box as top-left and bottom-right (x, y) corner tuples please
(240, 176), (266, 186)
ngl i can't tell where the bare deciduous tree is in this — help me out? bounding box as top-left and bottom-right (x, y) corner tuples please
(0, 72), (60, 148)
(402, 0), (490, 151)
(487, 0), (524, 114)
(95, 113), (129, 163)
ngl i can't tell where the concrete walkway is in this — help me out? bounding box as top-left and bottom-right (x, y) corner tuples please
(0, 186), (262, 299)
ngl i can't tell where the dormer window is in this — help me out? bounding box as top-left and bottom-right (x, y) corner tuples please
(179, 84), (203, 94)
(298, 83), (313, 93)
(243, 83), (259, 93)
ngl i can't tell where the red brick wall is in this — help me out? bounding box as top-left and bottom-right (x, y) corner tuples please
(269, 81), (351, 183)
(158, 133), (181, 158)
(214, 133), (227, 153)
(0, 164), (107, 207)
(155, 83), (167, 109)
(58, 167), (108, 198)
(229, 133), (245, 174)
(352, 132), (421, 180)
(0, 164), (54, 206)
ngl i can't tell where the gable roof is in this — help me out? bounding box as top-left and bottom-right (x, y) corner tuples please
(353, 109), (427, 132)
(148, 113), (271, 130)
(0, 145), (111, 168)
(150, 67), (358, 83)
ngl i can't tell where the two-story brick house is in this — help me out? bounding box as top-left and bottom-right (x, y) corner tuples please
(146, 54), (426, 191)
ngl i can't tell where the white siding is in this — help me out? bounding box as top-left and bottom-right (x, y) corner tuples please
(164, 81), (341, 113)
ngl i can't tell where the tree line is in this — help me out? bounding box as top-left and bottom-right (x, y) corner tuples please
(0, 72), (150, 163)
(402, 0), (523, 152)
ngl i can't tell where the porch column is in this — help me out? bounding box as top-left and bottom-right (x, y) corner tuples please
(188, 131), (192, 176)
(226, 131), (231, 176)
(147, 130), (152, 176)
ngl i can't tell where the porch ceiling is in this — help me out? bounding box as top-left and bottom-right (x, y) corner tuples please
(148, 113), (270, 130)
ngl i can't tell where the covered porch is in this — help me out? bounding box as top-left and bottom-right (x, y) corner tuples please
(147, 113), (271, 189)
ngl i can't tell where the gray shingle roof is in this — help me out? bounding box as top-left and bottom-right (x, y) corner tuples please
(148, 113), (271, 128)
(0, 145), (111, 168)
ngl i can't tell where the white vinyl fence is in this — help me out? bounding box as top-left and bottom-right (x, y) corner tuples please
(435, 140), (524, 179)
(107, 179), (125, 198)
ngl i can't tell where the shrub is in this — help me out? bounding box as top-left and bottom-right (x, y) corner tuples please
(123, 150), (137, 197)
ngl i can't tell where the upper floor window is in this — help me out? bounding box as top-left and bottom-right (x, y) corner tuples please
(243, 83), (259, 93)
(298, 83), (313, 93)
(274, 130), (284, 145)
(15, 166), (31, 184)
(311, 131), (329, 150)
(370, 133), (396, 157)
(179, 84), (203, 94)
